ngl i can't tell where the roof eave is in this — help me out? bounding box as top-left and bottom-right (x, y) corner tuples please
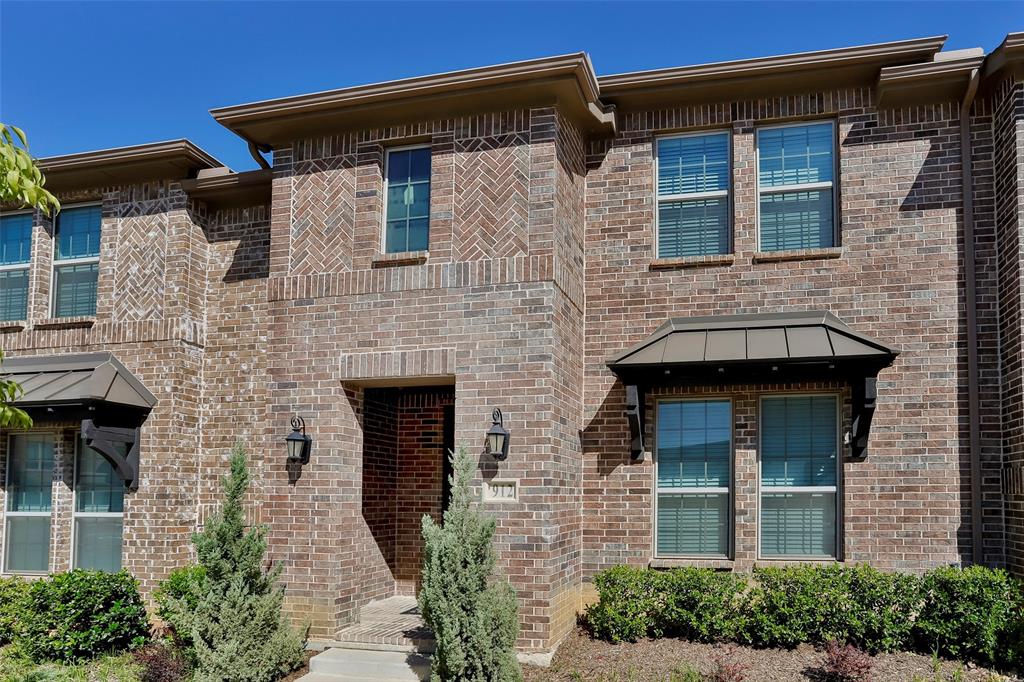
(598, 36), (947, 109)
(181, 168), (273, 211)
(210, 54), (614, 145)
(983, 32), (1024, 83)
(37, 140), (222, 194)
(876, 55), (985, 106)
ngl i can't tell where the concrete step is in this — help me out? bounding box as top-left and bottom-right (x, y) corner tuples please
(302, 647), (430, 682)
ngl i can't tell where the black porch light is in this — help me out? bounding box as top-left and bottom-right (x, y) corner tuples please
(285, 415), (312, 465)
(486, 408), (510, 461)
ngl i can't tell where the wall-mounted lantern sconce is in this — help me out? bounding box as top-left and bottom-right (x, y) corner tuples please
(486, 408), (510, 461)
(285, 415), (312, 465)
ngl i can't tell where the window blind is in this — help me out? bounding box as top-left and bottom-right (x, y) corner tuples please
(656, 400), (731, 557)
(760, 395), (838, 558)
(656, 133), (730, 258)
(757, 122), (835, 251)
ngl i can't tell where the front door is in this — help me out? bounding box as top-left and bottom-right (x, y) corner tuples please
(441, 404), (455, 515)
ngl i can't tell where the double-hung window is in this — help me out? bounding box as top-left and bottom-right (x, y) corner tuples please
(4, 433), (54, 573)
(0, 212), (32, 321)
(655, 132), (730, 257)
(757, 121), (836, 251)
(760, 395), (839, 558)
(52, 204), (101, 317)
(383, 146), (431, 254)
(656, 399), (731, 557)
(73, 439), (124, 572)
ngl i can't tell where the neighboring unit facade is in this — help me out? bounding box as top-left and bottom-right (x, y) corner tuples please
(2, 33), (1024, 653)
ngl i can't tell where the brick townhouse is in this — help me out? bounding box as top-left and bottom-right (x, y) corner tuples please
(1, 32), (1023, 654)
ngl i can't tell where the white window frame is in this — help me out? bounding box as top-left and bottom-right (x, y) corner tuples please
(380, 144), (432, 254)
(50, 201), (102, 318)
(654, 130), (732, 258)
(756, 392), (842, 561)
(0, 209), (34, 322)
(653, 396), (734, 560)
(754, 120), (839, 252)
(70, 433), (124, 571)
(2, 431), (56, 576)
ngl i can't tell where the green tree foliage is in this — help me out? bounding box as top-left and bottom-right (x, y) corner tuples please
(163, 443), (306, 682)
(419, 446), (522, 682)
(0, 123), (59, 215)
(1, 350), (32, 430)
(0, 124), (59, 432)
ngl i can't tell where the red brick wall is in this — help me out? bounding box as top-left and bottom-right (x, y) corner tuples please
(582, 88), (1004, 574)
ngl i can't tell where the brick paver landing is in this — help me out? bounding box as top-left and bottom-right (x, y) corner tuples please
(336, 596), (435, 653)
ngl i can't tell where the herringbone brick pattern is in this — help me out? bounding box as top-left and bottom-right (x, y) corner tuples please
(113, 213), (168, 320)
(290, 155), (356, 274)
(454, 134), (530, 260)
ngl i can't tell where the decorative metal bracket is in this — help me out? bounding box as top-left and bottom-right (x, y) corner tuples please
(849, 376), (878, 460)
(81, 419), (141, 491)
(625, 384), (645, 461)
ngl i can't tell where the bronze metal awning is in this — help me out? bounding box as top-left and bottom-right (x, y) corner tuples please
(3, 352), (157, 490)
(606, 311), (899, 460)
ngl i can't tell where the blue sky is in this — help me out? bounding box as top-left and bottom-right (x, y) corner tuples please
(1, 1), (1018, 171)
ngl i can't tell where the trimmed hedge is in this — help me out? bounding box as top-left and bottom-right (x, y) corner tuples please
(585, 564), (1023, 667)
(0, 576), (30, 645)
(18, 569), (150, 663)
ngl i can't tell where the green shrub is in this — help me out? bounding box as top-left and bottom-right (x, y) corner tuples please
(585, 563), (1024, 667)
(0, 576), (30, 645)
(162, 443), (306, 682)
(585, 567), (747, 643)
(742, 565), (856, 648)
(420, 446), (522, 682)
(914, 565), (1019, 666)
(585, 565), (661, 643)
(843, 563), (920, 654)
(17, 569), (149, 662)
(154, 565), (206, 646)
(658, 568), (748, 642)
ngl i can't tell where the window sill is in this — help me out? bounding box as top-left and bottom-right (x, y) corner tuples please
(32, 317), (96, 330)
(649, 254), (735, 270)
(0, 321), (26, 332)
(752, 247), (843, 263)
(650, 557), (734, 570)
(371, 251), (429, 268)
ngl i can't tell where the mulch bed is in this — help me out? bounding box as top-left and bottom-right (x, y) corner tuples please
(522, 629), (1020, 682)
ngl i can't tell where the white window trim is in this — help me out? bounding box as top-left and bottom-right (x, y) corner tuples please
(756, 392), (842, 561)
(50, 202), (102, 319)
(2, 431), (56, 576)
(754, 120), (838, 252)
(0, 210), (34, 321)
(380, 144), (432, 255)
(71, 433), (124, 571)
(652, 396), (734, 561)
(654, 130), (732, 259)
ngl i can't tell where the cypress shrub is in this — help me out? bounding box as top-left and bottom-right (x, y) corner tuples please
(419, 446), (522, 682)
(160, 443), (306, 682)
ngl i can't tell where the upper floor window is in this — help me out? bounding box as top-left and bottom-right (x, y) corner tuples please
(655, 132), (730, 258)
(759, 394), (839, 559)
(4, 433), (55, 574)
(0, 212), (32, 321)
(52, 204), (101, 318)
(757, 121), (836, 251)
(656, 399), (731, 557)
(384, 146), (431, 254)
